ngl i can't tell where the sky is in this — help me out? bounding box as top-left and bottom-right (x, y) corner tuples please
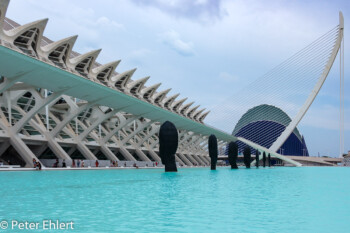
(5, 0), (350, 157)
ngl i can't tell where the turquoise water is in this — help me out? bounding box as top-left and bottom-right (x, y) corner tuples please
(1, 167), (350, 232)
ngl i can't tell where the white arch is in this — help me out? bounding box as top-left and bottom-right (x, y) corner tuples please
(127, 76), (150, 96)
(269, 12), (344, 152)
(4, 18), (48, 57)
(180, 101), (194, 116)
(0, 0), (10, 37)
(172, 97), (187, 112)
(140, 83), (161, 101)
(110, 68), (136, 91)
(152, 88), (171, 106)
(92, 60), (120, 85)
(39, 35), (78, 67)
(187, 105), (200, 118)
(68, 49), (101, 78)
(198, 110), (210, 123)
(193, 108), (206, 121)
(163, 93), (179, 110)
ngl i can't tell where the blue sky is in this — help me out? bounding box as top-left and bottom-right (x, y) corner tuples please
(5, 0), (349, 157)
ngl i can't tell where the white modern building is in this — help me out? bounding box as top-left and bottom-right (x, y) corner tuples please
(0, 0), (344, 168)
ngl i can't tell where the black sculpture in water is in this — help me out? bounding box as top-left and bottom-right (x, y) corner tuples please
(228, 141), (238, 169)
(262, 152), (266, 167)
(255, 150), (259, 168)
(243, 146), (251, 168)
(268, 153), (271, 167)
(208, 134), (218, 170)
(159, 121), (178, 172)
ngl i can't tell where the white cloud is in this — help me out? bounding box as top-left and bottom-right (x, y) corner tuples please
(195, 0), (208, 4)
(96, 16), (124, 29)
(130, 0), (224, 22)
(127, 48), (153, 65)
(219, 72), (239, 82)
(159, 30), (195, 56)
(130, 48), (152, 58)
(301, 105), (350, 131)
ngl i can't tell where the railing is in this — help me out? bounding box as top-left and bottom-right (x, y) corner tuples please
(40, 159), (166, 168)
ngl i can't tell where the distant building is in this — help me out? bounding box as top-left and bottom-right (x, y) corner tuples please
(342, 151), (350, 166)
(232, 104), (309, 156)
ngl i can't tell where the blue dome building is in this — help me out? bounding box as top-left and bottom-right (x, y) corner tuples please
(232, 104), (309, 156)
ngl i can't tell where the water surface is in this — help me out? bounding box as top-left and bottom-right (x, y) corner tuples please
(1, 167), (349, 232)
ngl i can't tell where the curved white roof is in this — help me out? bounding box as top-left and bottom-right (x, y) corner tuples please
(0, 0), (212, 125)
(110, 68), (137, 91)
(92, 60), (120, 85)
(127, 76), (150, 96)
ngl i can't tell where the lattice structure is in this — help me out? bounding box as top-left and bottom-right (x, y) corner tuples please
(0, 0), (212, 167)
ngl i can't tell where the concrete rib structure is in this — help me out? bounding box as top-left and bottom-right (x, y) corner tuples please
(0, 0), (344, 168)
(0, 0), (223, 168)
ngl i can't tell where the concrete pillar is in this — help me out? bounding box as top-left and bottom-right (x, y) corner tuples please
(177, 153), (193, 166)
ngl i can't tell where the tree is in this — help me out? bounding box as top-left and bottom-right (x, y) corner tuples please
(208, 134), (218, 170)
(262, 152), (266, 167)
(228, 141), (238, 169)
(243, 146), (251, 168)
(255, 150), (259, 168)
(268, 153), (271, 167)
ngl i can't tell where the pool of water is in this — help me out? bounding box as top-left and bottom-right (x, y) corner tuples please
(1, 167), (350, 232)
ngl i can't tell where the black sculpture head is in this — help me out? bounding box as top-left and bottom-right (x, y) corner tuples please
(255, 150), (259, 168)
(208, 134), (218, 170)
(159, 121), (178, 172)
(243, 146), (251, 168)
(262, 152), (266, 167)
(228, 141), (238, 169)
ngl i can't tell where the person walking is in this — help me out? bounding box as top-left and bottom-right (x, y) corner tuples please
(53, 159), (59, 168)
